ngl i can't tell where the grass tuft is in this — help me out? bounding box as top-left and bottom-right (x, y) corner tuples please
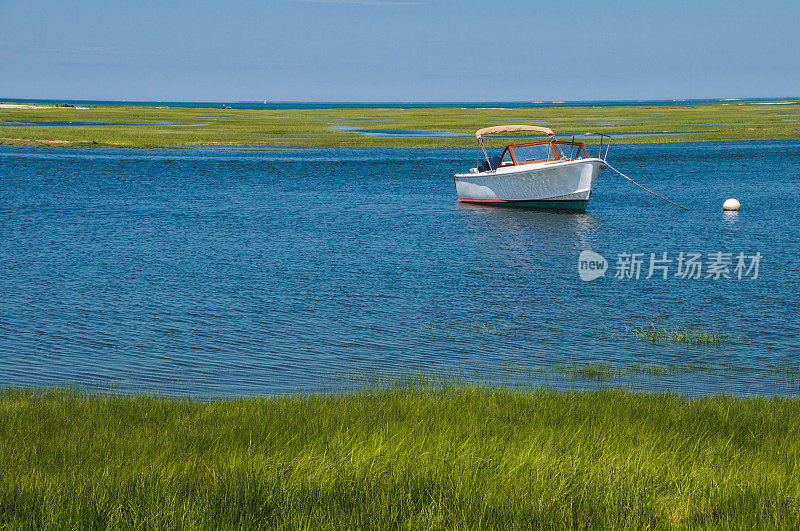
(615, 322), (732, 345)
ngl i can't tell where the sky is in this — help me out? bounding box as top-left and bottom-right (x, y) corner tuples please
(1, 0), (798, 102)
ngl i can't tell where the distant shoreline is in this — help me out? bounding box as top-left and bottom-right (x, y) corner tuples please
(2, 97), (798, 110)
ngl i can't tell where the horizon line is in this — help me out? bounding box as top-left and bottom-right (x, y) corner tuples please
(2, 96), (799, 105)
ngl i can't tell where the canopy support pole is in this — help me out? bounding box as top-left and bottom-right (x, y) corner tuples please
(479, 137), (492, 170)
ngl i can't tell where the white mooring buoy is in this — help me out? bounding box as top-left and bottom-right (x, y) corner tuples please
(723, 198), (741, 211)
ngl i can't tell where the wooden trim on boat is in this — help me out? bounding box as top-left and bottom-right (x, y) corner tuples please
(499, 140), (590, 167)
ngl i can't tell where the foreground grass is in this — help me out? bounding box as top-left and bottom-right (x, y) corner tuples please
(1, 99), (799, 148)
(1, 385), (799, 529)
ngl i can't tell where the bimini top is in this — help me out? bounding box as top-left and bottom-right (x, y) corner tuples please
(475, 125), (555, 139)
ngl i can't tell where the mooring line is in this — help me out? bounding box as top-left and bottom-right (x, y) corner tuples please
(605, 163), (690, 211)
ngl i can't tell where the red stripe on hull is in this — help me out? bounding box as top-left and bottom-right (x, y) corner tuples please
(458, 198), (587, 203)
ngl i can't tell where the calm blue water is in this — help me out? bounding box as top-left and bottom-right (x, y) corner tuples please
(331, 127), (715, 139)
(331, 126), (470, 137)
(1, 141), (799, 397)
(3, 97), (797, 110)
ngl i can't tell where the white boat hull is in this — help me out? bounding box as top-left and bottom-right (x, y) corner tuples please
(454, 158), (607, 211)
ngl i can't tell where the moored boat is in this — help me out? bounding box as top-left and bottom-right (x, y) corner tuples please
(454, 125), (611, 211)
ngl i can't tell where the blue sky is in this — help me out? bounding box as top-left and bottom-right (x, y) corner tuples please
(1, 0), (798, 102)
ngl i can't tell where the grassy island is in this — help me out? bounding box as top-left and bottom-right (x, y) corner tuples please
(1, 100), (799, 149)
(1, 384), (798, 528)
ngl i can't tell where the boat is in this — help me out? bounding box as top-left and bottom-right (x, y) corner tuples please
(453, 125), (611, 211)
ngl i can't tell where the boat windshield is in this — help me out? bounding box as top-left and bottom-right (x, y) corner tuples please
(498, 141), (588, 167)
(553, 141), (588, 160)
(509, 143), (555, 164)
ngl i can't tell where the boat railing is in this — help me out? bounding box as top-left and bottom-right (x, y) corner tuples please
(562, 133), (612, 161)
(475, 133), (612, 172)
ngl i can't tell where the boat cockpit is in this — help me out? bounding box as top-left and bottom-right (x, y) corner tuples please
(472, 125), (611, 173)
(478, 140), (588, 173)
(503, 140), (589, 166)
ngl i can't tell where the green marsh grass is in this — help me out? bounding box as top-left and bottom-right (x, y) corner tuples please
(2, 384), (799, 528)
(559, 361), (615, 381)
(615, 322), (732, 345)
(2, 99), (799, 149)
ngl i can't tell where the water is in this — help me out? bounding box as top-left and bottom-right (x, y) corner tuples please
(3, 97), (797, 110)
(571, 131), (715, 138)
(331, 125), (469, 137)
(1, 141), (799, 397)
(609, 131), (715, 137)
(331, 127), (719, 139)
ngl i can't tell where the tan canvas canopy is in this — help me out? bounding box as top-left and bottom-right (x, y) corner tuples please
(475, 125), (555, 139)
